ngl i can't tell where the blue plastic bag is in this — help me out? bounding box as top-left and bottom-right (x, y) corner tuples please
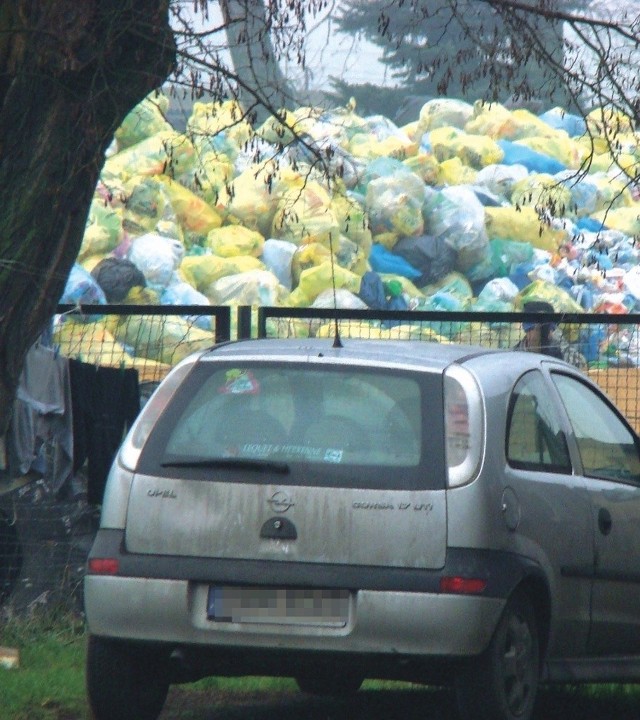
(59, 263), (107, 306)
(369, 244), (422, 281)
(498, 140), (565, 174)
(538, 109), (587, 137)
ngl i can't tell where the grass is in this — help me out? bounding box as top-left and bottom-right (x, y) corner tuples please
(0, 609), (89, 720)
(3, 610), (640, 720)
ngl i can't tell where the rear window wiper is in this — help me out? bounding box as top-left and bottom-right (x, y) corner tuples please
(160, 457), (290, 474)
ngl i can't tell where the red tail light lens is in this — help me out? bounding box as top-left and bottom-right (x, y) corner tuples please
(444, 366), (484, 488)
(440, 576), (487, 594)
(88, 558), (120, 575)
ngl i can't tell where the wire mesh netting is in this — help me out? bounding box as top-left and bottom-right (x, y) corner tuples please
(3, 304), (640, 617)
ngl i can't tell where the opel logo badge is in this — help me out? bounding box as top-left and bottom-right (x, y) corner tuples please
(268, 491), (294, 513)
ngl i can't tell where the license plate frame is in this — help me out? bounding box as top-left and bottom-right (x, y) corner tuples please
(207, 585), (350, 627)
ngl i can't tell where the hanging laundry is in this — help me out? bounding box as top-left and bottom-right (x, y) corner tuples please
(69, 361), (140, 505)
(7, 343), (73, 496)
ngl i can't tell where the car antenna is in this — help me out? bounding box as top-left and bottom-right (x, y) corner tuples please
(328, 230), (343, 348)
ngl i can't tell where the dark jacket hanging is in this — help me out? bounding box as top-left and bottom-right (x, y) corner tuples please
(69, 360), (140, 505)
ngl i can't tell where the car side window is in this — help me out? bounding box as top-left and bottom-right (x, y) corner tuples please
(507, 371), (572, 473)
(551, 373), (640, 484)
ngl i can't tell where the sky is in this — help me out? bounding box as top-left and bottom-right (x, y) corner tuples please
(175, 1), (638, 96)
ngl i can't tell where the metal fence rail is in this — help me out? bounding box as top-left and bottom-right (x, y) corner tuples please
(2, 303), (640, 618)
(257, 306), (640, 433)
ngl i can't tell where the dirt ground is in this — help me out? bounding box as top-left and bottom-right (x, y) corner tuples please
(157, 685), (640, 720)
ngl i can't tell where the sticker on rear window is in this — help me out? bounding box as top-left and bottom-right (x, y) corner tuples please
(323, 449), (343, 463)
(219, 369), (260, 395)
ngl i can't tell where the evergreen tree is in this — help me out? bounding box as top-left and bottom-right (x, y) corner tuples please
(332, 0), (569, 115)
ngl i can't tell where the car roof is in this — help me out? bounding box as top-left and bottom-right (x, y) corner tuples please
(201, 337), (502, 371)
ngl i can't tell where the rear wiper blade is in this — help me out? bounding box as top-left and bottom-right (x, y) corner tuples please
(161, 458), (290, 474)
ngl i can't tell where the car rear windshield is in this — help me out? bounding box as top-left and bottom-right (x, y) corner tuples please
(136, 360), (445, 490)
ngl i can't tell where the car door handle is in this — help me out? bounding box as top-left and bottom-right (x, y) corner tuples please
(598, 508), (612, 536)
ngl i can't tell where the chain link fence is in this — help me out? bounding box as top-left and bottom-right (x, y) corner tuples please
(2, 304), (640, 618)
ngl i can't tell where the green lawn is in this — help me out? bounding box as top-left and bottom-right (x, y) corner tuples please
(0, 613), (89, 720)
(2, 613), (640, 720)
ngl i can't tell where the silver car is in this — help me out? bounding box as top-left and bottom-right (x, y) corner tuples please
(84, 338), (640, 720)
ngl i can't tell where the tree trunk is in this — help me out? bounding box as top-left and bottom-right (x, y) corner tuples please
(0, 0), (175, 438)
(219, 0), (297, 122)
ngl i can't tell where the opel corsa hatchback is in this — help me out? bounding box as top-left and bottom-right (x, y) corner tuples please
(84, 338), (640, 720)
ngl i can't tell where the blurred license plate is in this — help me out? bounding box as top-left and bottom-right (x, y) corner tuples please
(207, 586), (350, 627)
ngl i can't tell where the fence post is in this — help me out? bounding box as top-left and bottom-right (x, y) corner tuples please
(215, 306), (232, 344)
(237, 305), (252, 339)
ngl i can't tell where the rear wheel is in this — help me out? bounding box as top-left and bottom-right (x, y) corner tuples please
(86, 635), (170, 720)
(455, 591), (539, 720)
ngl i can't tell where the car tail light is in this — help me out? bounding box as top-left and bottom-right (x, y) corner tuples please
(444, 365), (484, 488)
(440, 576), (487, 594)
(88, 558), (120, 575)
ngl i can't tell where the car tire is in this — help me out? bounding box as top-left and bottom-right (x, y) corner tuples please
(296, 669), (363, 696)
(86, 635), (170, 720)
(455, 591), (539, 720)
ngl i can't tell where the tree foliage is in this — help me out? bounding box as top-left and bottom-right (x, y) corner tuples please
(333, 0), (568, 113)
(331, 1), (638, 123)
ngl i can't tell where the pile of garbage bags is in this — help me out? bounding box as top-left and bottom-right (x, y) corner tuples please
(57, 92), (640, 364)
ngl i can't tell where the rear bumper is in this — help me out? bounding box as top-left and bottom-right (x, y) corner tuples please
(85, 574), (504, 656)
(83, 529), (527, 658)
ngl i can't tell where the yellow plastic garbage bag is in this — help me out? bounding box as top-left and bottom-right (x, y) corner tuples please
(290, 243), (332, 287)
(155, 175), (222, 234)
(349, 132), (417, 160)
(401, 120), (421, 142)
(205, 225), (265, 258)
(510, 175), (573, 217)
(255, 109), (298, 145)
(428, 126), (504, 169)
(436, 156), (478, 185)
(508, 108), (567, 140)
(515, 135), (585, 169)
(590, 151), (639, 177)
(589, 174), (635, 210)
(52, 318), (172, 383)
(190, 151), (234, 207)
(586, 107), (635, 136)
(289, 261), (361, 307)
(331, 194), (373, 252)
(187, 100), (253, 152)
(103, 131), (196, 183)
(403, 152), (440, 184)
(485, 206), (568, 253)
(421, 271), (474, 308)
(180, 254), (264, 292)
(226, 163), (298, 236)
(121, 176), (175, 237)
(79, 201), (123, 261)
(417, 98), (474, 134)
(516, 279), (583, 314)
(594, 206), (640, 236)
(107, 313), (216, 365)
(272, 181), (340, 245)
(115, 93), (173, 151)
(464, 101), (518, 139)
